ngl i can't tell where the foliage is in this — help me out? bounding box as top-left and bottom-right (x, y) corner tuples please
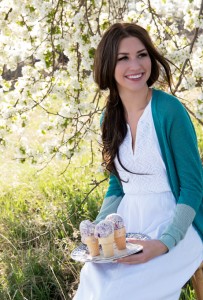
(181, 282), (197, 300)
(0, 0), (202, 168)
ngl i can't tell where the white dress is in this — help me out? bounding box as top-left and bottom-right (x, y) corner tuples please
(73, 101), (203, 300)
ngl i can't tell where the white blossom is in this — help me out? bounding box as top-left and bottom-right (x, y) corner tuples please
(0, 0), (201, 166)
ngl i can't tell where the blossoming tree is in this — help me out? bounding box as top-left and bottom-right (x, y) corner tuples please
(0, 0), (202, 168)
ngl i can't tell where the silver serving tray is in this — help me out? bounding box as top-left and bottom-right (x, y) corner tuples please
(71, 233), (150, 263)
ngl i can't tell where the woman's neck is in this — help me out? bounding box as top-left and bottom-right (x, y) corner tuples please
(120, 87), (151, 116)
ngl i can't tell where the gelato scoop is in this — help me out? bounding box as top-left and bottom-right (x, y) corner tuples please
(79, 220), (95, 238)
(105, 213), (125, 229)
(94, 220), (114, 238)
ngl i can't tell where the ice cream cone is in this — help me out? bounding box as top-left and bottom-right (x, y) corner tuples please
(98, 233), (114, 257)
(105, 213), (127, 250)
(114, 227), (126, 250)
(85, 236), (100, 257)
(79, 220), (99, 257)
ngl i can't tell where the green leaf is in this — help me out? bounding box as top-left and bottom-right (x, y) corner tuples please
(50, 26), (61, 35)
(88, 48), (95, 59)
(26, 5), (35, 13)
(44, 51), (53, 68)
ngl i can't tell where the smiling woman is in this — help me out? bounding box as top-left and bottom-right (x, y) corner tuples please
(73, 22), (203, 300)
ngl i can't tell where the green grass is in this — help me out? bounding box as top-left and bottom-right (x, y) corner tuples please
(0, 160), (106, 300)
(180, 283), (197, 300)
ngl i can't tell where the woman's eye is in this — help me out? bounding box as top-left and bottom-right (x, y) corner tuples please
(138, 52), (148, 58)
(117, 56), (128, 61)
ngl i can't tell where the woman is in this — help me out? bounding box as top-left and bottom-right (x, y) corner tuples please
(73, 22), (203, 300)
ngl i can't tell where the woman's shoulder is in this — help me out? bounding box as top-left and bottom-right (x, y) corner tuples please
(152, 88), (188, 117)
(152, 88), (196, 136)
(153, 88), (181, 105)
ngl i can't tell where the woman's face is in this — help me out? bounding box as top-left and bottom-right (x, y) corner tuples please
(114, 36), (152, 94)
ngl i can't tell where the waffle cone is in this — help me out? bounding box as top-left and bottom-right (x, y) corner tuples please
(98, 233), (114, 257)
(85, 236), (100, 257)
(114, 227), (126, 250)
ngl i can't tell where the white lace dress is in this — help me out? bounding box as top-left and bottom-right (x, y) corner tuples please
(73, 101), (203, 300)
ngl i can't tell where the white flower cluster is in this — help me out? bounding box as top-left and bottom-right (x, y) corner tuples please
(0, 0), (202, 166)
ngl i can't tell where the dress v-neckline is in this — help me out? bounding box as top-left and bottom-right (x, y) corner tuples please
(127, 98), (152, 156)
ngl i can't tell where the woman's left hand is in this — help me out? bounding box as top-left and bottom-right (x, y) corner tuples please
(115, 239), (168, 264)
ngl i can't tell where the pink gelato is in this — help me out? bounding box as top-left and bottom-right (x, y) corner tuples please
(79, 220), (96, 239)
(94, 220), (114, 238)
(105, 213), (125, 230)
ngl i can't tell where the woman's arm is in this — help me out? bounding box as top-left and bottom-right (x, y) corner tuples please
(159, 100), (203, 250)
(95, 173), (124, 223)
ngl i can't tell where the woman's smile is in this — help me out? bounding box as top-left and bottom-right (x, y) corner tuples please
(125, 73), (144, 80)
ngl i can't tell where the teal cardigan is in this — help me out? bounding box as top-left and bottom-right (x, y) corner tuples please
(95, 88), (203, 250)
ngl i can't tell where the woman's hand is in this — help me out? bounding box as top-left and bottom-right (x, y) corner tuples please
(115, 239), (168, 265)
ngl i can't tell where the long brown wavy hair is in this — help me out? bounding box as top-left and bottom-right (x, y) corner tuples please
(93, 22), (172, 178)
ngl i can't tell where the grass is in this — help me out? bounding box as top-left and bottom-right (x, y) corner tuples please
(181, 283), (197, 300)
(0, 159), (106, 300)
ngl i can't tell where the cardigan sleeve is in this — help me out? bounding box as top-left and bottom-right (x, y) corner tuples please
(95, 173), (124, 223)
(159, 99), (203, 250)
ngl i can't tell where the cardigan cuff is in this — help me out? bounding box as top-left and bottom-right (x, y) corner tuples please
(159, 234), (176, 251)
